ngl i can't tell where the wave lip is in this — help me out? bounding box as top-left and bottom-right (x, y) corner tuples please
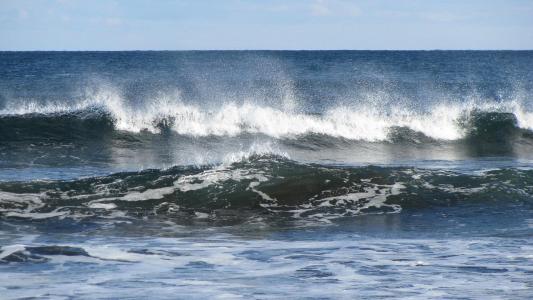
(461, 111), (525, 142)
(0, 109), (115, 141)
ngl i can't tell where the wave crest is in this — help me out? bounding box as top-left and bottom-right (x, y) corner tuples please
(2, 89), (533, 143)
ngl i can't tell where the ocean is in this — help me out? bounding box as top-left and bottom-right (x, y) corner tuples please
(0, 51), (532, 299)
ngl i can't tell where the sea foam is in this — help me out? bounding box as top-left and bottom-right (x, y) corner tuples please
(2, 88), (533, 142)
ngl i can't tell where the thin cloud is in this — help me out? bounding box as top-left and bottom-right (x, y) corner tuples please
(105, 17), (122, 26)
(419, 12), (465, 23)
(310, 0), (361, 17)
(310, 0), (331, 16)
(18, 9), (29, 20)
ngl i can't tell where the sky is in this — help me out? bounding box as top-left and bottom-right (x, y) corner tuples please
(1, 0), (532, 50)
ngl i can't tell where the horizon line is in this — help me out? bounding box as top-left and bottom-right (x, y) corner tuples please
(1, 49), (533, 52)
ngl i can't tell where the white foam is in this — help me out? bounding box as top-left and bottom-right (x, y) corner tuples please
(310, 182), (404, 218)
(1, 236), (530, 299)
(0, 245), (26, 260)
(86, 151), (273, 206)
(3, 88), (533, 142)
(88, 203), (117, 210)
(175, 167), (269, 193)
(5, 210), (67, 219)
(0, 191), (53, 219)
(222, 142), (289, 164)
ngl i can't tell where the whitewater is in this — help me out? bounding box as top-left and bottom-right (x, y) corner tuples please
(2, 88), (533, 141)
(1, 51), (532, 299)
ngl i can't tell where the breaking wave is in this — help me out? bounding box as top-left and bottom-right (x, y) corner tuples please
(1, 90), (533, 144)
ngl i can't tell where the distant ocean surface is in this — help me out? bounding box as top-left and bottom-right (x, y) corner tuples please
(1, 51), (532, 299)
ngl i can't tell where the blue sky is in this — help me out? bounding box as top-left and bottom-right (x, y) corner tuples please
(1, 0), (532, 50)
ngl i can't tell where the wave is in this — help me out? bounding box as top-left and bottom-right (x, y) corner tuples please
(1, 155), (532, 224)
(0, 108), (115, 141)
(2, 95), (533, 145)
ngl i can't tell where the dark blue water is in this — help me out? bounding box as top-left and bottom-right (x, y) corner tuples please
(1, 51), (533, 299)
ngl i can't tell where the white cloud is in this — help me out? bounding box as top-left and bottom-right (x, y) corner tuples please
(310, 0), (361, 17)
(310, 0), (331, 16)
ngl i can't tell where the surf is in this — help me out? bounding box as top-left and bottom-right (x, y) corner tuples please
(2, 91), (533, 144)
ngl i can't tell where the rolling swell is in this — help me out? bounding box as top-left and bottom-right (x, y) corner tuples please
(1, 155), (532, 224)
